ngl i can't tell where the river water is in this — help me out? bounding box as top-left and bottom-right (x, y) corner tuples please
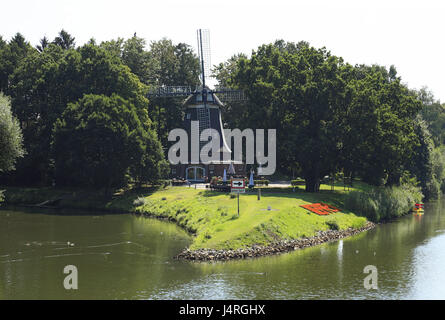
(1, 200), (445, 300)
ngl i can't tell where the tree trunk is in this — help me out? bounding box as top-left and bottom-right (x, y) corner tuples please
(305, 175), (320, 192)
(305, 161), (321, 192)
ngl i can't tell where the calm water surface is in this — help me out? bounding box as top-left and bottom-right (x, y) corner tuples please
(1, 200), (445, 299)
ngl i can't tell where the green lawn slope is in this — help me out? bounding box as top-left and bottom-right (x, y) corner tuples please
(135, 184), (368, 250)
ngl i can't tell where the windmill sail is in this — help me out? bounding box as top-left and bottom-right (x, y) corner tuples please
(197, 29), (211, 88)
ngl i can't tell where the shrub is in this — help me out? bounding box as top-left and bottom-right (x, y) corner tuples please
(230, 214), (239, 220)
(326, 220), (339, 230)
(344, 184), (423, 222)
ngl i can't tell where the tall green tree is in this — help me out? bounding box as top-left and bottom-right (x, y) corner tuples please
(100, 36), (201, 145)
(100, 37), (124, 59)
(146, 39), (200, 145)
(0, 33), (35, 93)
(2, 43), (150, 185)
(342, 65), (421, 186)
(222, 41), (422, 191)
(231, 41), (348, 191)
(52, 94), (167, 191)
(53, 29), (75, 50)
(418, 87), (445, 146)
(36, 36), (49, 52)
(121, 35), (152, 84)
(407, 116), (436, 199)
(0, 93), (25, 173)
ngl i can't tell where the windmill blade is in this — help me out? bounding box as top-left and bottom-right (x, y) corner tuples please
(147, 86), (194, 98)
(197, 29), (211, 87)
(212, 88), (248, 102)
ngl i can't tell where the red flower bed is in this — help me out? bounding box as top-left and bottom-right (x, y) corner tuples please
(300, 203), (340, 215)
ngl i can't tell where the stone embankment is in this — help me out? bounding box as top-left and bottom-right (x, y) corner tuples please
(176, 221), (375, 261)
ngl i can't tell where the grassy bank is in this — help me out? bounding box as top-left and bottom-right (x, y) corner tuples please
(133, 186), (368, 250)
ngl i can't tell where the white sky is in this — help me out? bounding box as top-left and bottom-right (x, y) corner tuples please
(1, 0), (444, 101)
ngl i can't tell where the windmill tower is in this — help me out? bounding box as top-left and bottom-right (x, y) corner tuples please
(148, 29), (247, 182)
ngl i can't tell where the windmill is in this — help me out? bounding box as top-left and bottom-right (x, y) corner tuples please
(148, 29), (247, 182)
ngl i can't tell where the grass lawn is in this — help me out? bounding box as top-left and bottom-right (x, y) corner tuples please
(135, 183), (369, 250)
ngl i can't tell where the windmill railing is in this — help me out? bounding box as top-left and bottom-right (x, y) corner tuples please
(147, 85), (248, 102)
(212, 88), (248, 102)
(148, 86), (194, 97)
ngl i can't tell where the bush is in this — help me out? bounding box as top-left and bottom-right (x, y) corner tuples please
(326, 220), (339, 230)
(344, 184), (423, 222)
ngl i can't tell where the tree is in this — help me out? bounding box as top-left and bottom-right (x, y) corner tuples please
(2, 42), (151, 185)
(53, 29), (75, 50)
(213, 53), (247, 88)
(222, 41), (422, 192)
(407, 116), (436, 199)
(36, 36), (49, 52)
(101, 36), (200, 145)
(146, 39), (200, 145)
(100, 38), (124, 59)
(342, 66), (421, 186)
(52, 94), (167, 191)
(232, 41), (348, 191)
(122, 35), (150, 83)
(0, 93), (25, 172)
(0, 33), (35, 93)
(418, 87), (445, 146)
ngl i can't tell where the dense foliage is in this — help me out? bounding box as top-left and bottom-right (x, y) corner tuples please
(0, 31), (171, 188)
(214, 41), (422, 192)
(0, 93), (25, 172)
(53, 94), (168, 190)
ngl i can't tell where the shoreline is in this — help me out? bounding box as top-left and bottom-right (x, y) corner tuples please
(175, 221), (376, 261)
